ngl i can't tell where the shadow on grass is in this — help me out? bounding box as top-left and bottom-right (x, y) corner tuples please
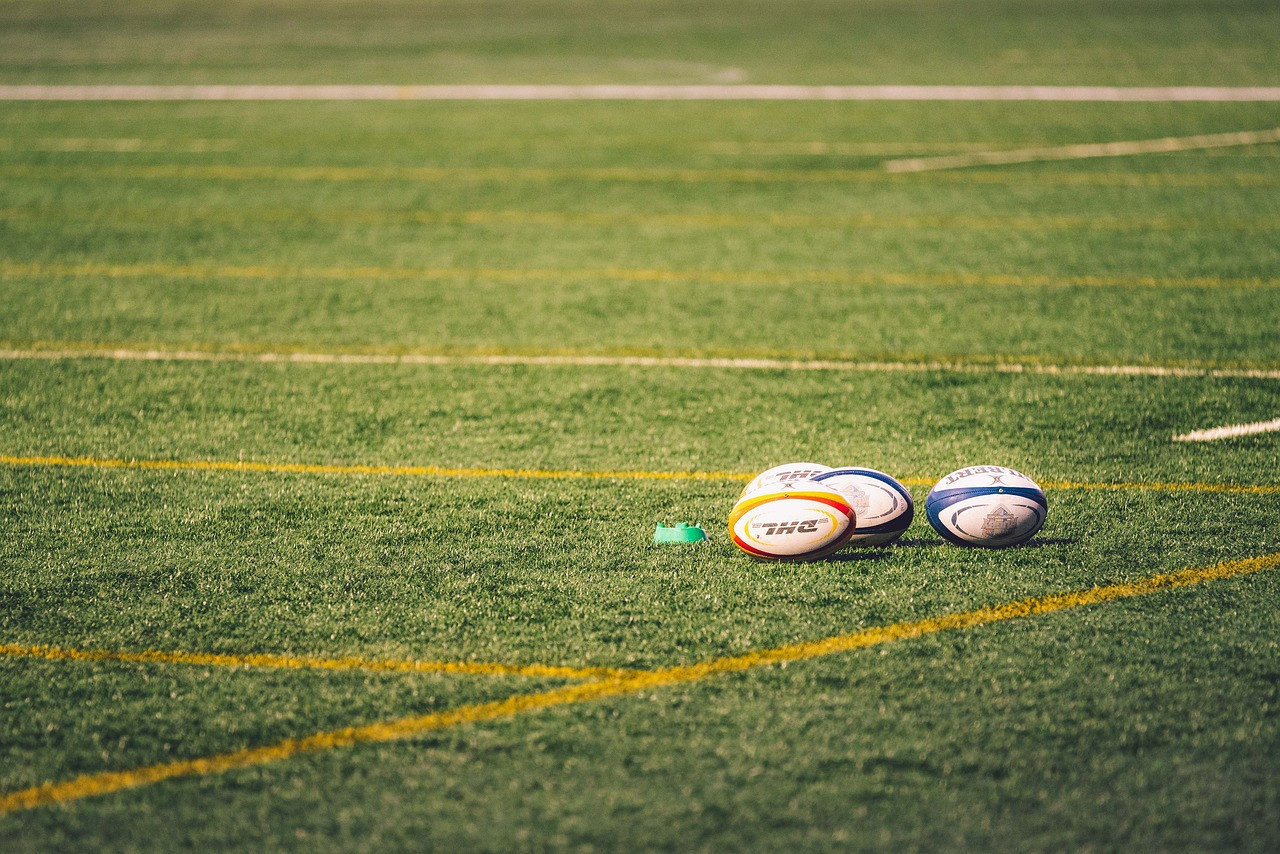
(1023, 537), (1076, 548)
(771, 536), (1077, 564)
(883, 538), (946, 549)
(824, 550), (892, 563)
(867, 537), (1076, 550)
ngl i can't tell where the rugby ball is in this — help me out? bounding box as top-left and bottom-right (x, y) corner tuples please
(729, 480), (856, 561)
(925, 466), (1047, 548)
(813, 467), (915, 546)
(739, 462), (833, 500)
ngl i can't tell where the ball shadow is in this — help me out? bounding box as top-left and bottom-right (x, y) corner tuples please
(883, 538), (947, 549)
(824, 550), (892, 563)
(860, 536), (1077, 550)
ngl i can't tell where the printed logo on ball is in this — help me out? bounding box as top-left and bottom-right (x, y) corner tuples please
(740, 462), (833, 498)
(940, 466), (1038, 489)
(737, 504), (844, 558)
(818, 475), (902, 524)
(757, 519), (822, 536)
(945, 500), (1044, 544)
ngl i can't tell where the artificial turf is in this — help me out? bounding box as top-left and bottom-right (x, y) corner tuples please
(2, 0), (1279, 850)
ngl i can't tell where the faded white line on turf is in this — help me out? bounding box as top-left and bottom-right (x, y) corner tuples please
(0, 137), (235, 153)
(705, 141), (1006, 155)
(4, 85), (1280, 101)
(884, 127), (1280, 172)
(1173, 417), (1280, 442)
(2, 346), (1280, 381)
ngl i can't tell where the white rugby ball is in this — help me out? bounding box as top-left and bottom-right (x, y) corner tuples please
(739, 462), (833, 500)
(813, 467), (915, 546)
(729, 480), (856, 561)
(925, 465), (1047, 548)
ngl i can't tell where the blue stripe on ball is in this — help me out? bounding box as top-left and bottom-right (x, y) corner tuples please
(925, 486), (1047, 512)
(814, 468), (915, 538)
(925, 487), (1047, 547)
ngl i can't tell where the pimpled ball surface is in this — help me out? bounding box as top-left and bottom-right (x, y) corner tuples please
(739, 462), (833, 500)
(814, 467), (915, 546)
(729, 480), (855, 561)
(925, 465), (1047, 548)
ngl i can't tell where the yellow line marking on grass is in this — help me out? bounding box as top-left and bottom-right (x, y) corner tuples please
(4, 551), (1277, 816)
(0, 454), (748, 483)
(4, 344), (1280, 380)
(3, 205), (1278, 233)
(2, 162), (1278, 188)
(885, 127), (1280, 172)
(2, 453), (1277, 495)
(2, 260), (1275, 290)
(0, 643), (629, 681)
(0, 680), (638, 816)
(1028, 479), (1280, 496)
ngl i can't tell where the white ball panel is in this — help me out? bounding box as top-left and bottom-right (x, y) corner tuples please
(933, 495), (1046, 547)
(731, 498), (850, 556)
(932, 466), (1042, 493)
(740, 462), (833, 499)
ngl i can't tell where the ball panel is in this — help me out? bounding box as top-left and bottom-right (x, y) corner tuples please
(728, 482), (855, 561)
(729, 526), (855, 561)
(739, 462), (833, 500)
(813, 467), (915, 545)
(731, 504), (847, 556)
(924, 485), (1047, 511)
(925, 466), (1047, 549)
(931, 465), (1041, 492)
(728, 483), (854, 526)
(925, 488), (1047, 548)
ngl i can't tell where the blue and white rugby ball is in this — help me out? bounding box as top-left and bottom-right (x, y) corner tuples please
(925, 466), (1047, 548)
(813, 467), (915, 546)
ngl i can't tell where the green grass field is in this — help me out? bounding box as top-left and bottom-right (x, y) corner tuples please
(2, 1), (1280, 850)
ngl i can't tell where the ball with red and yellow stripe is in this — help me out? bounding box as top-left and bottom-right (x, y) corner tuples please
(728, 480), (856, 561)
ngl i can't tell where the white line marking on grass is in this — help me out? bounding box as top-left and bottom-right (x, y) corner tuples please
(4, 85), (1280, 102)
(704, 141), (1005, 155)
(884, 127), (1280, 172)
(1173, 417), (1280, 442)
(3, 346), (1280, 381)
